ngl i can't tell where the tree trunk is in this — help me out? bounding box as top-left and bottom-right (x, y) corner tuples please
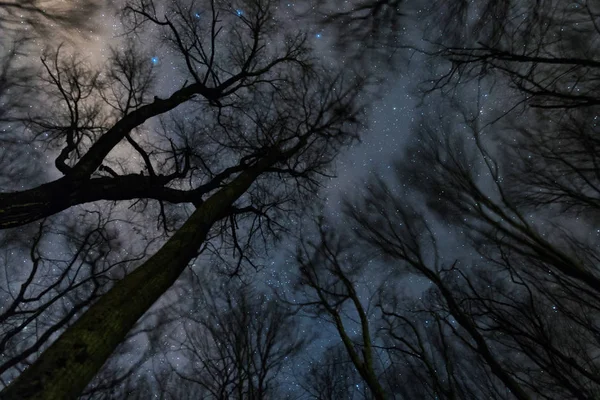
(0, 156), (273, 400)
(0, 175), (197, 230)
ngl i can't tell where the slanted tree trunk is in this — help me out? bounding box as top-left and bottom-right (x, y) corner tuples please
(0, 154), (277, 400)
(0, 174), (202, 229)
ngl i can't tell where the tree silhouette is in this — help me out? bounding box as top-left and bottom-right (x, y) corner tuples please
(0, 207), (148, 387)
(0, 0), (107, 193)
(82, 272), (307, 400)
(162, 279), (306, 399)
(395, 103), (600, 399)
(294, 87), (600, 397)
(0, 0), (366, 398)
(293, 220), (387, 400)
(0, 0), (364, 229)
(3, 0), (598, 398)
(300, 344), (372, 400)
(290, 2), (600, 392)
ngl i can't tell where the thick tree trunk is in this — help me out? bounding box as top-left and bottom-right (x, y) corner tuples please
(0, 156), (273, 400)
(0, 177), (75, 229)
(0, 175), (197, 229)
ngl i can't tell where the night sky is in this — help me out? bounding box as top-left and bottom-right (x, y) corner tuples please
(2, 0), (598, 399)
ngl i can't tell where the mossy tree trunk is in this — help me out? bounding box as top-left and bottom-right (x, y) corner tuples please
(0, 155), (276, 400)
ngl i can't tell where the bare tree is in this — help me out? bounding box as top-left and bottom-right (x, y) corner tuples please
(404, 7), (600, 396)
(158, 278), (306, 399)
(376, 292), (505, 400)
(501, 107), (600, 224)
(80, 271), (307, 400)
(293, 215), (524, 399)
(289, 66), (600, 396)
(0, 1), (150, 395)
(0, 0), (356, 229)
(427, 0), (600, 109)
(293, 220), (387, 400)
(0, 0), (107, 191)
(0, 1), (367, 398)
(300, 344), (372, 400)
(344, 172), (533, 400)
(293, 156), (600, 398)
(331, 97), (600, 399)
